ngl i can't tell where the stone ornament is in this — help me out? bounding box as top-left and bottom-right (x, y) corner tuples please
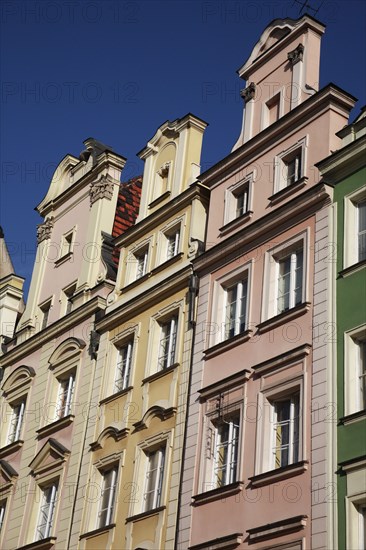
(157, 162), (171, 178)
(89, 173), (116, 206)
(36, 218), (54, 244)
(287, 43), (304, 65)
(241, 82), (256, 103)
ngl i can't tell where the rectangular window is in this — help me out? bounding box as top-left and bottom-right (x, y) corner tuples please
(136, 249), (148, 279)
(143, 448), (165, 511)
(0, 501), (6, 533)
(114, 341), (133, 392)
(277, 249), (303, 314)
(64, 283), (77, 315)
(358, 200), (366, 262)
(158, 317), (177, 370)
(8, 400), (25, 444)
(98, 468), (118, 528)
(166, 229), (180, 260)
(56, 374), (75, 419)
(272, 394), (300, 469)
(36, 483), (58, 541)
(225, 280), (247, 339)
(285, 153), (301, 187)
(213, 415), (240, 487)
(358, 340), (366, 411)
(235, 185), (249, 218)
(358, 504), (366, 550)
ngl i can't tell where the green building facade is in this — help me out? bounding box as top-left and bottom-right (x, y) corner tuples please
(318, 107), (366, 549)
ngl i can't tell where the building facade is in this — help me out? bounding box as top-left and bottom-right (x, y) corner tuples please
(177, 15), (356, 550)
(317, 108), (366, 550)
(0, 140), (141, 550)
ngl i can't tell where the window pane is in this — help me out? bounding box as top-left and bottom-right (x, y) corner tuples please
(115, 342), (132, 392)
(36, 484), (58, 540)
(214, 416), (240, 487)
(358, 201), (366, 262)
(158, 318), (177, 369)
(98, 468), (117, 527)
(294, 249), (303, 306)
(144, 448), (165, 511)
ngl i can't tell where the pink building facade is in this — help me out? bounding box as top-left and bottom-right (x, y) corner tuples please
(177, 16), (356, 550)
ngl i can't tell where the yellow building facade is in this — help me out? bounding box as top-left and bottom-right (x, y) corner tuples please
(77, 114), (208, 550)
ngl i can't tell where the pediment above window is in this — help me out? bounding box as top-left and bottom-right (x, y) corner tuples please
(0, 459), (18, 492)
(1, 365), (35, 401)
(29, 438), (70, 479)
(48, 338), (86, 371)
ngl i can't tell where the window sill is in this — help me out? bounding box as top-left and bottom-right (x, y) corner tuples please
(247, 515), (307, 542)
(151, 252), (184, 275)
(121, 272), (150, 293)
(142, 363), (179, 385)
(36, 415), (75, 438)
(339, 409), (366, 426)
(339, 259), (366, 278)
(79, 524), (116, 540)
(192, 481), (244, 506)
(0, 439), (24, 458)
(268, 177), (308, 204)
(248, 460), (309, 488)
(99, 386), (133, 405)
(204, 330), (253, 359)
(17, 537), (57, 550)
(257, 302), (310, 333)
(54, 252), (73, 267)
(125, 505), (166, 523)
(149, 191), (171, 209)
(219, 211), (254, 235)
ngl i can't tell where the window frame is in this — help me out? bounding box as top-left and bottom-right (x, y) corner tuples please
(224, 173), (254, 226)
(261, 88), (284, 130)
(274, 137), (307, 194)
(59, 227), (76, 260)
(344, 187), (366, 268)
(114, 340), (134, 393)
(210, 262), (252, 348)
(344, 326), (366, 416)
(55, 372), (75, 420)
(97, 466), (118, 529)
(7, 399), (26, 445)
(143, 447), (166, 512)
(262, 231), (308, 322)
(157, 316), (178, 371)
(107, 324), (139, 398)
(35, 482), (58, 541)
(39, 297), (53, 330)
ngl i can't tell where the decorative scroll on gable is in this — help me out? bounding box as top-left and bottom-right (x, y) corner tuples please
(36, 218), (54, 244)
(90, 173), (118, 206)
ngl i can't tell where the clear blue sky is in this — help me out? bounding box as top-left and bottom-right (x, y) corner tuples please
(1, 0), (365, 297)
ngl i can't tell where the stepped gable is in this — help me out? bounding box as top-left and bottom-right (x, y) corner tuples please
(112, 175), (142, 267)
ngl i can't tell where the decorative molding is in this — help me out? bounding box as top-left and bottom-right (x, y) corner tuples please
(188, 237), (204, 259)
(248, 460), (309, 487)
(0, 440), (24, 459)
(157, 162), (171, 178)
(89, 173), (116, 206)
(132, 406), (176, 432)
(90, 426), (129, 451)
(240, 82), (256, 103)
(125, 505), (165, 524)
(287, 43), (304, 65)
(192, 481), (244, 506)
(36, 218), (54, 244)
(16, 537), (57, 550)
(247, 515), (307, 541)
(189, 532), (243, 550)
(36, 415), (75, 439)
(251, 343), (311, 375)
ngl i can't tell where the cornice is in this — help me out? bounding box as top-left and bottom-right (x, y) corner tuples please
(199, 84), (356, 188)
(96, 266), (192, 331)
(114, 182), (209, 248)
(315, 134), (366, 183)
(193, 183), (333, 275)
(0, 296), (106, 367)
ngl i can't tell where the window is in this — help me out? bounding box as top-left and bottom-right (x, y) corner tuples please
(40, 299), (52, 330)
(345, 328), (366, 415)
(274, 138), (306, 194)
(7, 400), (25, 444)
(135, 248), (148, 279)
(56, 374), (75, 419)
(158, 317), (177, 370)
(0, 500), (6, 533)
(114, 341), (133, 392)
(143, 447), (165, 511)
(346, 491), (366, 550)
(60, 229), (74, 258)
(224, 279), (248, 339)
(166, 228), (180, 260)
(358, 200), (366, 262)
(36, 483), (58, 540)
(357, 504), (366, 549)
(63, 282), (77, 315)
(262, 234), (307, 322)
(98, 467), (118, 528)
(277, 249), (303, 314)
(271, 394), (300, 468)
(212, 415), (240, 487)
(224, 175), (253, 226)
(264, 92), (281, 128)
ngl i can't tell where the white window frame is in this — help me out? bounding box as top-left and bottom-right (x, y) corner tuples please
(108, 325), (139, 397)
(114, 340), (133, 393)
(262, 232), (308, 322)
(59, 228), (76, 259)
(7, 399), (26, 444)
(61, 281), (77, 316)
(224, 173), (254, 226)
(274, 137), (307, 193)
(344, 188), (366, 268)
(276, 248), (304, 314)
(157, 316), (178, 370)
(35, 482), (58, 541)
(271, 393), (300, 469)
(166, 227), (180, 260)
(261, 88), (284, 130)
(55, 373), (75, 420)
(224, 279), (248, 340)
(346, 463), (366, 550)
(39, 297), (53, 331)
(0, 500), (6, 533)
(98, 466), (118, 528)
(256, 377), (304, 475)
(210, 262), (252, 347)
(146, 302), (183, 377)
(212, 414), (240, 488)
(143, 447), (166, 512)
(344, 326), (366, 416)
